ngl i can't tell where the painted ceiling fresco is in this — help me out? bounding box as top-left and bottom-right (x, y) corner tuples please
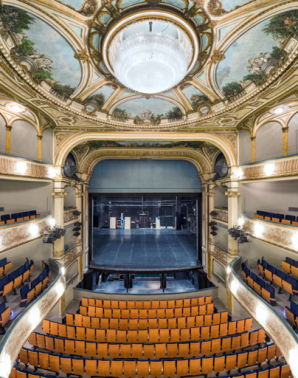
(0, 5), (82, 98)
(112, 98), (183, 124)
(182, 85), (210, 108)
(216, 10), (298, 100)
(58, 0), (85, 9)
(83, 85), (116, 111)
(220, 0), (252, 11)
(85, 140), (205, 149)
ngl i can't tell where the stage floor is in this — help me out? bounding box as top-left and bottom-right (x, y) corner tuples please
(92, 229), (199, 271)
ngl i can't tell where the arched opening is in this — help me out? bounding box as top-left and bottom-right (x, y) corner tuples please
(86, 159), (212, 293)
(255, 121), (283, 161)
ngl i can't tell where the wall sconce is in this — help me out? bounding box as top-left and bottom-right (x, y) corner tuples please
(238, 217), (245, 228)
(254, 222), (264, 238)
(29, 308), (41, 328)
(230, 279), (239, 295)
(7, 102), (25, 113)
(274, 107), (284, 115)
(264, 163), (275, 176)
(56, 282), (65, 296)
(291, 234), (298, 250)
(16, 161), (27, 174)
(234, 168), (243, 180)
(256, 303), (269, 324)
(29, 224), (39, 238)
(48, 218), (56, 228)
(0, 353), (12, 378)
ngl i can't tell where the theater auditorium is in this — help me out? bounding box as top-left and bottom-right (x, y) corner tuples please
(0, 0), (298, 377)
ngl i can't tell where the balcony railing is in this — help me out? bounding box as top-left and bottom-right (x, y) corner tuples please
(227, 257), (298, 378)
(0, 259), (66, 378)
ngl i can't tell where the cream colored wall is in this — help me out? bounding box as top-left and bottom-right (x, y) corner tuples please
(0, 179), (53, 216)
(42, 128), (54, 164)
(214, 186), (227, 209)
(288, 113), (298, 155)
(255, 121), (283, 161)
(11, 120), (38, 160)
(213, 224), (228, 251)
(239, 130), (251, 165)
(0, 114), (6, 153)
(64, 186), (76, 209)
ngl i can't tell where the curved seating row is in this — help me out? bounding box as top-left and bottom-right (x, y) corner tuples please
(282, 257), (298, 278)
(43, 318), (253, 343)
(9, 363), (291, 378)
(0, 210), (40, 225)
(241, 262), (276, 305)
(18, 344), (281, 377)
(66, 310), (229, 330)
(0, 258), (34, 301)
(284, 300), (298, 329)
(80, 296), (212, 309)
(0, 301), (11, 333)
(79, 303), (214, 319)
(0, 257), (12, 278)
(254, 210), (298, 225)
(258, 257), (298, 300)
(29, 328), (266, 359)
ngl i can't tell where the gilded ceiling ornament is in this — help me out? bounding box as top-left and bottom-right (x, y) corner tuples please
(74, 50), (89, 63)
(207, 0), (227, 16)
(210, 51), (226, 63)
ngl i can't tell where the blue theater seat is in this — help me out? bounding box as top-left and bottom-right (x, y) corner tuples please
(285, 215), (296, 222)
(285, 257), (295, 266)
(31, 277), (39, 290)
(20, 284), (29, 300)
(0, 214), (10, 222)
(0, 302), (6, 315)
(275, 213), (284, 219)
(0, 258), (7, 268)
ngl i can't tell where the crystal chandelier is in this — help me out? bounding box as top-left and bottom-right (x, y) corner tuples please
(108, 21), (193, 94)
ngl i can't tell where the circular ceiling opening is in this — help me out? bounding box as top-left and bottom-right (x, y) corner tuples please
(103, 11), (199, 94)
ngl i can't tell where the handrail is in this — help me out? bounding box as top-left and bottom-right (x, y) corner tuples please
(0, 259), (66, 378)
(227, 257), (298, 378)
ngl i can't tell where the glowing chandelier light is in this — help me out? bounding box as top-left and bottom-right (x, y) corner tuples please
(105, 16), (197, 94)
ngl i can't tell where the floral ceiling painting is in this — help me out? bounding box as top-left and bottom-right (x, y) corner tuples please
(112, 97), (183, 124)
(219, 0), (252, 11)
(0, 5), (82, 98)
(181, 84), (211, 109)
(216, 10), (298, 100)
(83, 85), (116, 114)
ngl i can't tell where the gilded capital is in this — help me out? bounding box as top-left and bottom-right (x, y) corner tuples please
(225, 190), (240, 198)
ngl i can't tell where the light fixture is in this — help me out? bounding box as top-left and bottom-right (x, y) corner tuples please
(16, 161), (27, 174)
(29, 308), (41, 328)
(274, 107), (284, 115)
(234, 168), (243, 180)
(256, 303), (269, 324)
(103, 12), (199, 94)
(226, 266), (231, 275)
(264, 163), (275, 176)
(49, 218), (56, 228)
(29, 224), (39, 238)
(288, 346), (298, 378)
(61, 266), (66, 275)
(292, 234), (298, 250)
(0, 353), (12, 378)
(7, 102), (25, 113)
(230, 279), (239, 295)
(238, 217), (245, 228)
(254, 222), (264, 238)
(48, 167), (58, 178)
(56, 282), (65, 296)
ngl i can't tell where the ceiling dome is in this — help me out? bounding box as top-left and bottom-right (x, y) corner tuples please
(103, 12), (199, 94)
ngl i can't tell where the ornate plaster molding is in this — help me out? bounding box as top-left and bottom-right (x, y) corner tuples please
(64, 209), (79, 224)
(214, 208), (228, 223)
(0, 214), (52, 252)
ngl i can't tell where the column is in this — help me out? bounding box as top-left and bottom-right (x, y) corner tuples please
(225, 181), (240, 312)
(207, 183), (215, 281)
(76, 185), (84, 281)
(251, 136), (256, 162)
(52, 179), (67, 259)
(283, 127), (288, 156)
(6, 125), (12, 155)
(82, 181), (90, 273)
(37, 135), (43, 161)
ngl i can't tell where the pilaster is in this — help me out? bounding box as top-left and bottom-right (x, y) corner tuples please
(282, 127), (288, 156)
(37, 135), (43, 162)
(251, 136), (256, 162)
(52, 180), (67, 259)
(207, 183), (215, 280)
(6, 125), (12, 155)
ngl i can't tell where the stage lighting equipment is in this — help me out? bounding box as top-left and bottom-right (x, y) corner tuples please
(73, 232), (81, 237)
(73, 210), (81, 216)
(210, 211), (218, 217)
(228, 225), (251, 243)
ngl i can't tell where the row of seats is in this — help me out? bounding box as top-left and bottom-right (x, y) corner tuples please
(241, 262), (276, 306)
(10, 363), (291, 378)
(284, 300), (298, 329)
(18, 344), (282, 377)
(65, 311), (229, 330)
(43, 319), (253, 343)
(79, 303), (214, 319)
(281, 257), (298, 279)
(0, 301), (11, 333)
(29, 329), (266, 358)
(20, 262), (51, 307)
(0, 210), (40, 225)
(0, 258), (12, 278)
(80, 296), (212, 309)
(258, 258), (298, 300)
(254, 210), (298, 225)
(0, 259), (34, 301)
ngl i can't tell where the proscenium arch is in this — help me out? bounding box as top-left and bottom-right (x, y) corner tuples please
(55, 132), (238, 168)
(78, 149), (211, 180)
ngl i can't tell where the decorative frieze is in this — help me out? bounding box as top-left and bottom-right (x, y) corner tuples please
(0, 154), (54, 180)
(240, 155), (298, 181)
(0, 215), (52, 252)
(242, 212), (297, 252)
(214, 208), (228, 223)
(64, 209), (79, 224)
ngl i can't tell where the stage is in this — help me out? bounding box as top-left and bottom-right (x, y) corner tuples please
(91, 229), (200, 272)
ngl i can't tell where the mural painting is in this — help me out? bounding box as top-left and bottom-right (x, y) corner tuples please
(56, 0), (97, 16)
(0, 5), (82, 98)
(83, 85), (116, 114)
(181, 84), (212, 114)
(112, 97), (183, 124)
(86, 140), (205, 149)
(216, 10), (298, 100)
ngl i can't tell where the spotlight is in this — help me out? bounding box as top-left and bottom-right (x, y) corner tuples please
(238, 217), (245, 228)
(16, 161), (27, 174)
(254, 222), (264, 238)
(210, 211), (218, 217)
(226, 266), (231, 274)
(73, 210), (81, 216)
(29, 308), (41, 328)
(292, 234), (298, 250)
(61, 267), (66, 275)
(49, 218), (56, 228)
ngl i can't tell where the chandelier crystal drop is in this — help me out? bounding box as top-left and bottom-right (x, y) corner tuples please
(108, 21), (193, 94)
